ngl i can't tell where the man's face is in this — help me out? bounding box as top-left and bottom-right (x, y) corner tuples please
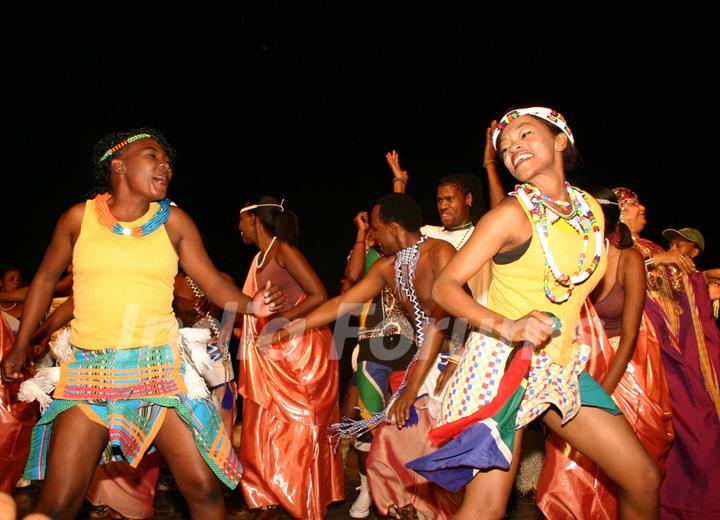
(436, 183), (471, 228)
(370, 204), (399, 256)
(669, 237), (700, 259)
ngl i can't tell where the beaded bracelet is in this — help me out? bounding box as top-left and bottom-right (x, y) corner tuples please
(644, 256), (656, 271)
(483, 159), (497, 168)
(393, 177), (407, 184)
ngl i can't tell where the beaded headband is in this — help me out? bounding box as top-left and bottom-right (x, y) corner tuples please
(492, 107), (574, 150)
(612, 187), (639, 211)
(240, 199), (285, 214)
(99, 133), (154, 162)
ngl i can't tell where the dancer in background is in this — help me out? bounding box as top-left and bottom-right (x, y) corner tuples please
(261, 193), (463, 519)
(536, 186), (673, 519)
(614, 187), (720, 518)
(237, 196), (343, 519)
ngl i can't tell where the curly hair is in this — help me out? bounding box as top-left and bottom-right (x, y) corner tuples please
(376, 193), (423, 232)
(90, 127), (176, 195)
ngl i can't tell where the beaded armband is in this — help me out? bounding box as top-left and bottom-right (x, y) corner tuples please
(644, 256), (656, 271)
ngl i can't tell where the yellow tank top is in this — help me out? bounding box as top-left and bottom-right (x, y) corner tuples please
(70, 199), (179, 349)
(488, 190), (607, 365)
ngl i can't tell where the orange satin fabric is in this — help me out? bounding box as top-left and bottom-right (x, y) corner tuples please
(237, 262), (343, 519)
(0, 314), (38, 494)
(537, 302), (674, 519)
(366, 397), (462, 519)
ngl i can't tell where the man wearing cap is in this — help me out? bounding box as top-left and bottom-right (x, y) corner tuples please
(644, 227), (720, 286)
(663, 227), (704, 258)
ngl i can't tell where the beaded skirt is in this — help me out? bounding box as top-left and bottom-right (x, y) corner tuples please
(24, 343), (242, 488)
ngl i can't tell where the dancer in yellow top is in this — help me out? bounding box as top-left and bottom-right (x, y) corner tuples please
(408, 107), (660, 519)
(2, 129), (282, 520)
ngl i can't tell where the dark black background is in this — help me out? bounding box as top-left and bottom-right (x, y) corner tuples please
(4, 9), (717, 290)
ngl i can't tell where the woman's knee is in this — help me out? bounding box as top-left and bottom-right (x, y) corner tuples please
(622, 457), (661, 496)
(174, 470), (224, 505)
(460, 487), (509, 520)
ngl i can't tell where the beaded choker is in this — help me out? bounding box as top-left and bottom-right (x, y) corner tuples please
(94, 193), (171, 237)
(445, 221), (473, 231)
(515, 182), (603, 303)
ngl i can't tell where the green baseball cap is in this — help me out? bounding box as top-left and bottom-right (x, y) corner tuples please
(661, 227), (705, 253)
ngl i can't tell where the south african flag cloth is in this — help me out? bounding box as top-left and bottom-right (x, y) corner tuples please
(407, 331), (618, 492)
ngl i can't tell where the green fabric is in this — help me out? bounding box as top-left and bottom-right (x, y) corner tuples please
(364, 247), (381, 276)
(579, 371), (622, 415)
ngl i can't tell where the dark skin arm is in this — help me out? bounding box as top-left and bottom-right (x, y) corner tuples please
(274, 241), (328, 322)
(30, 297), (74, 344)
(260, 257), (393, 346)
(704, 268), (720, 284)
(164, 207), (283, 318)
(432, 198), (555, 344)
(483, 120), (506, 209)
(602, 248), (645, 394)
(345, 211), (370, 284)
(0, 272), (74, 303)
(386, 240), (456, 427)
(2, 203), (83, 380)
(386, 150), (408, 193)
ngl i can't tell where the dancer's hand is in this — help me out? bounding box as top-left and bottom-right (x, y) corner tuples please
(250, 281), (285, 317)
(502, 311), (556, 349)
(353, 211), (369, 233)
(1, 343), (32, 383)
(652, 250), (697, 275)
(385, 150), (408, 187)
(434, 360), (458, 396)
(484, 120), (499, 165)
(709, 283), (720, 301)
(256, 330), (285, 354)
(386, 389), (417, 429)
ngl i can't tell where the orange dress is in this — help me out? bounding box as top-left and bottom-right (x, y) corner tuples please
(536, 301), (674, 519)
(0, 313), (38, 494)
(238, 257), (344, 519)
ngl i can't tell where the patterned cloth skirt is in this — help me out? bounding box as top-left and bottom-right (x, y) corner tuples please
(24, 342), (242, 488)
(407, 331), (620, 492)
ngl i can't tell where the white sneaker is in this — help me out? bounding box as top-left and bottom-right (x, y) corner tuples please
(349, 473), (372, 518)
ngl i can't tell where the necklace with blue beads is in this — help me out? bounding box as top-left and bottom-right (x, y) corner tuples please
(95, 193), (171, 237)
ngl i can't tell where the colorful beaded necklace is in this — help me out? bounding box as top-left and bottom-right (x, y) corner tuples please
(445, 221), (473, 231)
(515, 182), (603, 303)
(94, 193), (171, 237)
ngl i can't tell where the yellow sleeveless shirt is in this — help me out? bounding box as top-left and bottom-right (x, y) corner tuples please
(488, 190), (607, 366)
(70, 198), (179, 349)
